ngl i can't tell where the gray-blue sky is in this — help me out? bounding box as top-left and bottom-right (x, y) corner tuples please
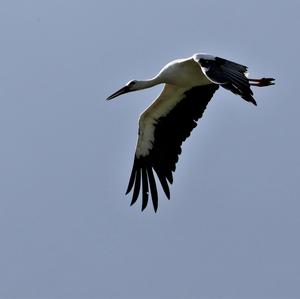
(0, 1), (299, 298)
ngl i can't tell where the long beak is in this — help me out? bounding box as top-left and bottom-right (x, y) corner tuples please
(106, 85), (130, 100)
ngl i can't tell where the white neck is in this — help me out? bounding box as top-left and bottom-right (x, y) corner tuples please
(134, 76), (162, 91)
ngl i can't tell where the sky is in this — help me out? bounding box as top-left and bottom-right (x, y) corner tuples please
(0, 1), (299, 298)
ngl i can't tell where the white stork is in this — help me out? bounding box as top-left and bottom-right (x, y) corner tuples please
(107, 53), (274, 212)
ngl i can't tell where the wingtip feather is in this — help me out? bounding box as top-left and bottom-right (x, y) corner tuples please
(130, 168), (141, 206)
(141, 167), (149, 211)
(147, 166), (159, 212)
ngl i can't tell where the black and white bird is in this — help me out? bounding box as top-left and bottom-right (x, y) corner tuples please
(107, 53), (274, 212)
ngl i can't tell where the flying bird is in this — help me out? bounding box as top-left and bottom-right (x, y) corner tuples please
(106, 53), (274, 212)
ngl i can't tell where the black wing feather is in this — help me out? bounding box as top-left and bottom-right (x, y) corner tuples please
(126, 84), (219, 211)
(130, 165), (141, 206)
(147, 166), (158, 211)
(141, 166), (149, 211)
(198, 56), (256, 105)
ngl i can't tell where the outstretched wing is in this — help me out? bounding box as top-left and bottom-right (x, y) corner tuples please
(126, 83), (219, 212)
(194, 55), (257, 105)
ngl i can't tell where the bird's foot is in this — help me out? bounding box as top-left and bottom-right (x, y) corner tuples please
(249, 77), (275, 87)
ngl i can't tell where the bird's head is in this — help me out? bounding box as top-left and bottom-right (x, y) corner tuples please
(106, 80), (138, 100)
